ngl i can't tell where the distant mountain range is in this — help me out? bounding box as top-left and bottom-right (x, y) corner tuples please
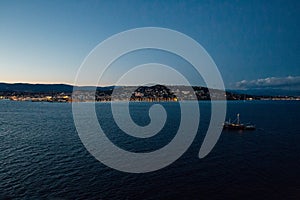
(229, 89), (300, 97)
(0, 83), (73, 93)
(0, 82), (299, 97)
(0, 83), (114, 93)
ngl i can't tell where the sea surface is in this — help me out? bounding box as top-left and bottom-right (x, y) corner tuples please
(1, 100), (300, 199)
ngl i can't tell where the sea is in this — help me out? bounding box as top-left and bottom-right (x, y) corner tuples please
(0, 100), (300, 199)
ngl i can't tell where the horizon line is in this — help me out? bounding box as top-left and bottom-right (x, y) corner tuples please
(1, 82), (300, 92)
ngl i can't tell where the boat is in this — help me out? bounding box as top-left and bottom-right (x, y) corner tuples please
(223, 113), (255, 130)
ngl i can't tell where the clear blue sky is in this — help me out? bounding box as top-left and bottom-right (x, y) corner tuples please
(1, 0), (299, 89)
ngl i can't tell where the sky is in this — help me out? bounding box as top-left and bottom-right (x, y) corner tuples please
(0, 0), (299, 90)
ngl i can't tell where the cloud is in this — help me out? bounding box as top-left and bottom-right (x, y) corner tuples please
(235, 76), (300, 90)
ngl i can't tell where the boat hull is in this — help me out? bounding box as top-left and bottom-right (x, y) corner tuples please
(223, 123), (255, 130)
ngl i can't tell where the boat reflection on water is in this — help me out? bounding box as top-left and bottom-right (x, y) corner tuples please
(223, 113), (256, 130)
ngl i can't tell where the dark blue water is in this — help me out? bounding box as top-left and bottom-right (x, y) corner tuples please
(1, 100), (300, 199)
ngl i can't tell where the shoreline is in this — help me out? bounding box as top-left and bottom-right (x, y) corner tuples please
(1, 98), (299, 103)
